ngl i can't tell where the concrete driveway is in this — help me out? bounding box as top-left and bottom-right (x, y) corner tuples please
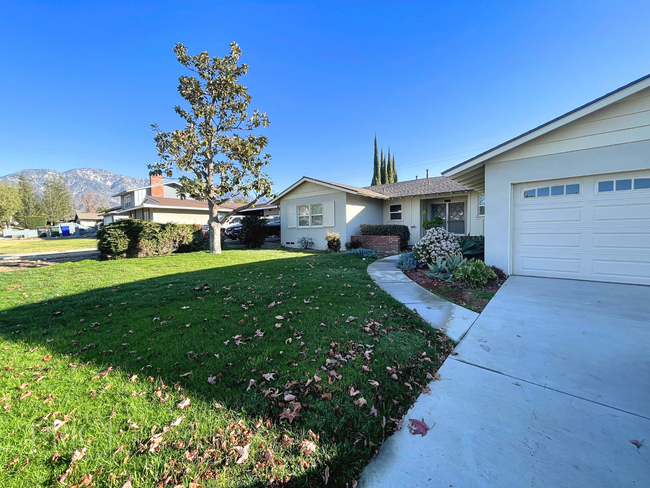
(360, 276), (650, 487)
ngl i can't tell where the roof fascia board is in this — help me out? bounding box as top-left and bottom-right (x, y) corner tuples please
(443, 74), (650, 177)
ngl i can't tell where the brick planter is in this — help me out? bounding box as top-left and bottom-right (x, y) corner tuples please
(350, 235), (400, 255)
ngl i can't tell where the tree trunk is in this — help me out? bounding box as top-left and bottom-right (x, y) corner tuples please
(208, 201), (222, 254)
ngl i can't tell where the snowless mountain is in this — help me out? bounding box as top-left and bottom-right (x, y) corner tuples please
(0, 168), (148, 208)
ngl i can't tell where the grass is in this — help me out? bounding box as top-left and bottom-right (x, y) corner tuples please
(0, 238), (98, 255)
(0, 249), (451, 487)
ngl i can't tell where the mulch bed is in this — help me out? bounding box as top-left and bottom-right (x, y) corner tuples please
(404, 266), (508, 313)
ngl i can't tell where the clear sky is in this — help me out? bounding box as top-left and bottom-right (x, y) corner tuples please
(1, 0), (649, 193)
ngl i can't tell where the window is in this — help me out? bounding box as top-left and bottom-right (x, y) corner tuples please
(524, 184), (580, 198)
(635, 178), (650, 190)
(298, 203), (323, 227)
(124, 195), (132, 208)
(478, 196), (485, 216)
(389, 204), (402, 220)
(598, 178), (650, 193)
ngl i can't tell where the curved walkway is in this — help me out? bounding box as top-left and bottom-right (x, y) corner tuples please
(367, 255), (478, 342)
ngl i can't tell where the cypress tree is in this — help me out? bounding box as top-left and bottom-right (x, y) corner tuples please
(392, 154), (398, 182)
(386, 148), (393, 183)
(380, 150), (388, 184)
(371, 135), (381, 186)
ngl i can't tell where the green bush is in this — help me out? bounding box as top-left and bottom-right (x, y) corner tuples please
(453, 260), (497, 289)
(459, 235), (485, 260)
(346, 248), (378, 258)
(359, 224), (410, 251)
(240, 215), (268, 248)
(21, 216), (47, 229)
(97, 219), (204, 259)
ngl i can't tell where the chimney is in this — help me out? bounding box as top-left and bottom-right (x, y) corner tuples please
(426, 169), (429, 178)
(415, 175), (418, 180)
(150, 174), (164, 198)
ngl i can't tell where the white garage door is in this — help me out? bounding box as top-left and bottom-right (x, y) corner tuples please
(512, 170), (650, 285)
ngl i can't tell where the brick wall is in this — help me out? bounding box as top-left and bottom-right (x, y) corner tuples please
(150, 175), (164, 198)
(350, 235), (400, 255)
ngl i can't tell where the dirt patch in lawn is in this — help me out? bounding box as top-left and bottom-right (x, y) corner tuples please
(405, 267), (507, 313)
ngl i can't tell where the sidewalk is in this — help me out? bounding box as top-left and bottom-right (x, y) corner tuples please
(367, 255), (478, 342)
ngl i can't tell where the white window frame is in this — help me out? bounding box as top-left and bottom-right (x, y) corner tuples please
(298, 203), (324, 228)
(596, 177), (650, 194)
(523, 183), (581, 199)
(124, 195), (132, 208)
(478, 196), (485, 217)
(389, 204), (402, 221)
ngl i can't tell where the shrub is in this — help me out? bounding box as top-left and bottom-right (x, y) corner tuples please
(397, 251), (418, 271)
(97, 219), (202, 259)
(326, 230), (341, 252)
(426, 253), (467, 281)
(359, 224), (410, 251)
(413, 226), (461, 265)
(453, 260), (497, 289)
(422, 214), (444, 231)
(346, 248), (378, 259)
(239, 215), (268, 248)
(459, 235), (484, 260)
(298, 236), (314, 249)
(22, 216), (47, 229)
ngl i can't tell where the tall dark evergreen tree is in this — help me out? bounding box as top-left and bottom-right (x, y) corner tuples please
(391, 154), (398, 183)
(380, 150), (388, 184)
(371, 135), (381, 186)
(15, 174), (40, 227)
(386, 148), (393, 183)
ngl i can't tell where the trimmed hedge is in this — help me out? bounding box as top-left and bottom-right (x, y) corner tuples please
(22, 216), (47, 229)
(97, 219), (207, 259)
(359, 224), (410, 251)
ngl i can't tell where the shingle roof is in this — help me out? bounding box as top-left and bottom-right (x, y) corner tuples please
(76, 212), (102, 220)
(304, 177), (388, 199)
(366, 177), (470, 198)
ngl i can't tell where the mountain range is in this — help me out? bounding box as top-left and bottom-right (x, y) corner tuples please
(0, 168), (148, 209)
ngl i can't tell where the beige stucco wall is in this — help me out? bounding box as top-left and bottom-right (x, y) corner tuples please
(345, 194), (384, 243)
(151, 209), (209, 225)
(279, 190), (347, 250)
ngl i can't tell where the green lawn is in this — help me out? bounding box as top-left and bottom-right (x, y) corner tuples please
(0, 250), (452, 487)
(0, 237), (98, 255)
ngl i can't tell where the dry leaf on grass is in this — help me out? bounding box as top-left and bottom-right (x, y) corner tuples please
(299, 440), (317, 455)
(71, 447), (87, 463)
(234, 444), (251, 464)
(629, 439), (643, 449)
(177, 398), (191, 409)
(354, 397), (367, 407)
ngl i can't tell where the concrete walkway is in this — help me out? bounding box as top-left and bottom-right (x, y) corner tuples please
(360, 275), (650, 487)
(367, 255), (478, 342)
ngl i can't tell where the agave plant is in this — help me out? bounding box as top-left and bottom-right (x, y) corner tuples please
(426, 253), (467, 281)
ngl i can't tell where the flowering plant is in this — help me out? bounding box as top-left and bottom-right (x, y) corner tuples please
(413, 226), (461, 265)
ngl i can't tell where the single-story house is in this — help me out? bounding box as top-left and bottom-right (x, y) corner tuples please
(443, 73), (650, 286)
(102, 175), (273, 226)
(272, 176), (485, 250)
(75, 212), (102, 227)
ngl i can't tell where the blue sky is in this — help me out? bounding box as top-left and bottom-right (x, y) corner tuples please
(1, 0), (649, 193)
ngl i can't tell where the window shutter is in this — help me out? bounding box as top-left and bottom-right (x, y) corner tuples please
(287, 205), (297, 228)
(322, 201), (335, 227)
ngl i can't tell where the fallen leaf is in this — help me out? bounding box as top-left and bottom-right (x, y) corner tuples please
(207, 375), (217, 384)
(408, 418), (432, 437)
(262, 373), (275, 381)
(630, 439), (643, 449)
(234, 444), (251, 464)
(345, 316), (356, 323)
(348, 387), (360, 396)
(170, 416), (184, 427)
(71, 447), (87, 463)
(299, 440), (317, 455)
(177, 398), (191, 409)
(370, 406), (378, 417)
(19, 391), (32, 400)
(354, 397), (367, 407)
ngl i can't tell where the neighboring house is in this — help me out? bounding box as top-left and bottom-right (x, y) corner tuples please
(75, 212), (102, 227)
(443, 73), (650, 286)
(272, 176), (484, 250)
(101, 175), (248, 225)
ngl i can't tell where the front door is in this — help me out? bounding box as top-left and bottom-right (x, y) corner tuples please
(431, 202), (465, 234)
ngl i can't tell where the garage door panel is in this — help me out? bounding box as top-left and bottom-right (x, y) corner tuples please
(593, 232), (650, 252)
(518, 255), (582, 275)
(517, 206), (582, 224)
(519, 232), (582, 249)
(593, 258), (650, 283)
(594, 202), (650, 222)
(513, 171), (650, 285)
